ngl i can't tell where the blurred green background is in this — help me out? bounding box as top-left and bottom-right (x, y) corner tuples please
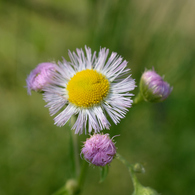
(0, 0), (195, 194)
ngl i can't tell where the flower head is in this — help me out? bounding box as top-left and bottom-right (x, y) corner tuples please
(43, 46), (136, 134)
(81, 134), (116, 166)
(26, 62), (57, 95)
(140, 69), (172, 102)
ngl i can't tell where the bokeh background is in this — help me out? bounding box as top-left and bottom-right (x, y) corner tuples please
(0, 0), (195, 194)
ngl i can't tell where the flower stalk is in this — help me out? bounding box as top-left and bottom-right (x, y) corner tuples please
(133, 92), (144, 105)
(69, 116), (80, 178)
(77, 160), (88, 189)
(116, 153), (158, 195)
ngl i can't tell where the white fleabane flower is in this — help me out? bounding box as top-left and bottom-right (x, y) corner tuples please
(43, 46), (136, 134)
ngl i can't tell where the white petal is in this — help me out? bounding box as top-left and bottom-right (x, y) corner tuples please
(54, 104), (78, 127)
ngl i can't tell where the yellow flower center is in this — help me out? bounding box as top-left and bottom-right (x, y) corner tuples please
(67, 69), (110, 108)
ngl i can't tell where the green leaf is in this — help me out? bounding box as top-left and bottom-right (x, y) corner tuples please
(99, 165), (109, 183)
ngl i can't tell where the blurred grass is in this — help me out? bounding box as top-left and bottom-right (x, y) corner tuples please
(0, 0), (195, 194)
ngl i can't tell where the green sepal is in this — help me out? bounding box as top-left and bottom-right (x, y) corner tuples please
(140, 78), (162, 103)
(99, 165), (109, 183)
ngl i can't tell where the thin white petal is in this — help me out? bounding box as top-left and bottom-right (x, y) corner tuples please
(54, 104), (78, 127)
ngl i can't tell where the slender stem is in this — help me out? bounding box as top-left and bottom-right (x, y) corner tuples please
(69, 127), (76, 178)
(70, 116), (80, 178)
(69, 116), (88, 194)
(116, 153), (142, 191)
(133, 92), (144, 105)
(116, 153), (132, 168)
(128, 166), (139, 190)
(77, 160), (88, 189)
(72, 131), (80, 177)
(55, 117), (88, 195)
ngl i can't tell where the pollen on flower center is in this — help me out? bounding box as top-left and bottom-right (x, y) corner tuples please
(66, 69), (110, 108)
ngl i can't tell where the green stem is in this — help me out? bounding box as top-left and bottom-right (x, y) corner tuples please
(77, 160), (88, 189)
(116, 153), (143, 191)
(69, 116), (80, 178)
(116, 153), (133, 168)
(72, 131), (80, 177)
(54, 117), (89, 195)
(69, 127), (76, 178)
(133, 92), (144, 105)
(68, 116), (88, 194)
(128, 166), (139, 190)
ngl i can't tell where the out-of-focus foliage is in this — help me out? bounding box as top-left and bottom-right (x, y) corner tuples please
(0, 0), (195, 195)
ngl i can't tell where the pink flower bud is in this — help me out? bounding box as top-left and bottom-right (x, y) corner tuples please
(26, 63), (57, 95)
(81, 134), (117, 166)
(140, 69), (172, 102)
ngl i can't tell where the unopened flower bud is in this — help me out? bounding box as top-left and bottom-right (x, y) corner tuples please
(81, 134), (116, 167)
(132, 182), (159, 195)
(140, 69), (172, 102)
(133, 163), (145, 173)
(65, 179), (80, 195)
(26, 62), (57, 95)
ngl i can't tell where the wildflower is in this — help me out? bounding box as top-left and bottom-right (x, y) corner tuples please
(26, 62), (57, 95)
(139, 69), (172, 103)
(43, 46), (136, 134)
(81, 134), (116, 166)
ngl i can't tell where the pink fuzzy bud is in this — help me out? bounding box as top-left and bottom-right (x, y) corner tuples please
(26, 63), (57, 95)
(81, 134), (117, 167)
(140, 69), (172, 102)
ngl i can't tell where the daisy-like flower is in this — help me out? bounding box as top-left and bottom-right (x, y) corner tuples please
(43, 46), (136, 134)
(81, 134), (117, 166)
